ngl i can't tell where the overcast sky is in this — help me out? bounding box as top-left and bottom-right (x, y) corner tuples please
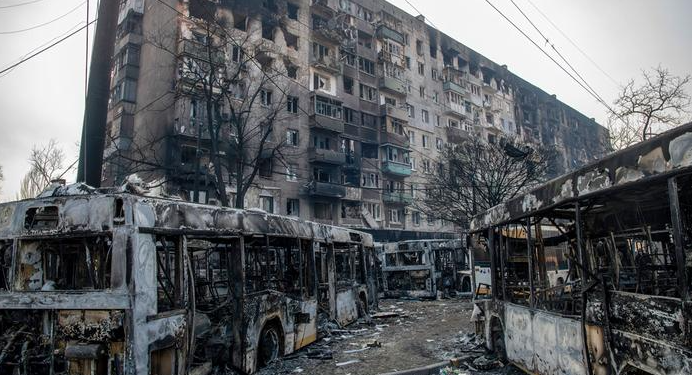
(0, 0), (690, 201)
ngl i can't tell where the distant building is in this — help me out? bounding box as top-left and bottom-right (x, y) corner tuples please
(103, 0), (609, 241)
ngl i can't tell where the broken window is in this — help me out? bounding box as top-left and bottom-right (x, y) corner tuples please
(261, 22), (274, 41)
(287, 3), (299, 20)
(188, 238), (239, 311)
(285, 32), (299, 50)
(243, 236), (311, 297)
(0, 241), (10, 291)
(156, 236), (182, 312)
(16, 236), (113, 291)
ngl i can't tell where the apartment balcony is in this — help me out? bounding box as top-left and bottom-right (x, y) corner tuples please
(309, 114), (344, 133)
(310, 54), (341, 74)
(383, 191), (414, 205)
(376, 24), (405, 45)
(380, 130), (410, 148)
(446, 126), (472, 143)
(380, 103), (408, 120)
(309, 148), (346, 165)
(379, 76), (407, 96)
(377, 50), (405, 68)
(343, 153), (361, 170)
(306, 181), (346, 198)
(482, 82), (498, 93)
(382, 161), (412, 177)
(310, 0), (335, 15)
(344, 186), (362, 201)
(180, 39), (224, 63)
(443, 101), (468, 118)
(443, 81), (468, 96)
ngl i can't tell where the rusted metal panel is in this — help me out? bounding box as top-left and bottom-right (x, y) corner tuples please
(0, 292), (130, 310)
(504, 304), (586, 375)
(471, 123), (692, 231)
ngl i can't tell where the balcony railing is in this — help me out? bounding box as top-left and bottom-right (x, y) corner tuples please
(382, 161), (412, 177)
(380, 103), (408, 120)
(309, 148), (346, 165)
(380, 130), (410, 148)
(376, 24), (405, 45)
(382, 191), (413, 205)
(310, 114), (344, 133)
(446, 126), (471, 143)
(306, 181), (346, 198)
(309, 54), (341, 74)
(379, 76), (407, 96)
(443, 81), (467, 96)
(443, 101), (467, 118)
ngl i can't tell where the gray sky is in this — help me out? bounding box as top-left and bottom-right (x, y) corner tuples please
(0, 0), (690, 201)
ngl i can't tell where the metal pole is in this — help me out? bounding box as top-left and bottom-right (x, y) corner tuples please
(526, 218), (535, 308)
(77, 0), (120, 186)
(668, 177), (688, 300)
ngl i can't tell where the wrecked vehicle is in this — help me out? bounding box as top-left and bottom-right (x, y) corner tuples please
(470, 123), (692, 375)
(0, 189), (377, 374)
(380, 239), (466, 298)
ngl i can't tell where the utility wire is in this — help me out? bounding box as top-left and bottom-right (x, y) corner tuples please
(483, 0), (617, 116)
(402, 0), (440, 30)
(0, 1), (86, 35)
(508, 0), (609, 109)
(0, 0), (44, 9)
(0, 18), (96, 76)
(524, 0), (620, 88)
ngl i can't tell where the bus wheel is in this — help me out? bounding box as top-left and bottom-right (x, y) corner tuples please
(490, 319), (506, 361)
(358, 293), (368, 318)
(258, 324), (281, 367)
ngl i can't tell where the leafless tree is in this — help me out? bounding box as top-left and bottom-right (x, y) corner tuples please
(608, 65), (691, 150)
(19, 140), (66, 199)
(0, 165), (4, 196)
(417, 138), (551, 227)
(110, 1), (293, 208)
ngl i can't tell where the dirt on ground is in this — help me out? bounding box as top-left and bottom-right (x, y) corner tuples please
(255, 298), (523, 375)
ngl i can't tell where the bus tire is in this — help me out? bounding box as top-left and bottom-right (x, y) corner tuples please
(490, 318), (506, 362)
(257, 322), (282, 368)
(358, 292), (368, 318)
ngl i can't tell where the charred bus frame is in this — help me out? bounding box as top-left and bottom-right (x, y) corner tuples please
(471, 123), (692, 375)
(380, 239), (466, 298)
(0, 191), (377, 374)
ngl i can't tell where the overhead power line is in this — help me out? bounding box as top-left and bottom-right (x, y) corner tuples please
(0, 19), (96, 76)
(483, 0), (618, 116)
(0, 0), (45, 9)
(508, 0), (610, 108)
(402, 0), (440, 29)
(0, 1), (86, 35)
(524, 0), (620, 87)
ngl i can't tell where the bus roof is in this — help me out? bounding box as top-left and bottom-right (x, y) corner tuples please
(470, 122), (692, 232)
(0, 191), (374, 246)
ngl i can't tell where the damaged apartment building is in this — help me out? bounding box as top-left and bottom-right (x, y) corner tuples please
(103, 0), (609, 242)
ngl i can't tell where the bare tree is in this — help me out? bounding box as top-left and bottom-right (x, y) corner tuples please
(19, 140), (66, 199)
(0, 164), (4, 196)
(417, 138), (551, 227)
(608, 65), (691, 150)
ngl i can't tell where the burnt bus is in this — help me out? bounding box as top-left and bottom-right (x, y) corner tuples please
(0, 190), (377, 374)
(380, 239), (465, 298)
(471, 123), (692, 375)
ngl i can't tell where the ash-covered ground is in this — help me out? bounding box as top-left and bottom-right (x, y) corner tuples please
(249, 298), (523, 375)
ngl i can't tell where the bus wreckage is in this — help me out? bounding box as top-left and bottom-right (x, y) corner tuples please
(471, 123), (692, 375)
(0, 187), (377, 374)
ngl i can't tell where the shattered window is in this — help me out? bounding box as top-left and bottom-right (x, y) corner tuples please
(16, 236), (113, 291)
(188, 239), (239, 311)
(334, 244), (354, 287)
(0, 240), (12, 291)
(156, 236), (182, 312)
